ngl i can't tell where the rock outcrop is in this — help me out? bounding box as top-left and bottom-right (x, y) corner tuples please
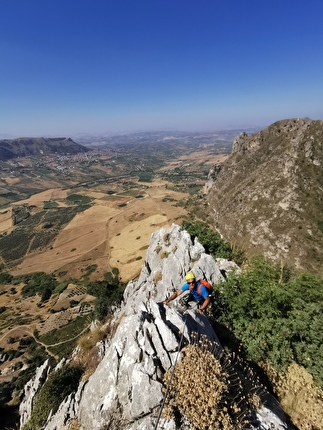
(206, 118), (323, 274)
(20, 224), (293, 429)
(19, 359), (52, 428)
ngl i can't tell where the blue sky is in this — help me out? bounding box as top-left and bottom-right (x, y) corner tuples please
(1, 0), (323, 137)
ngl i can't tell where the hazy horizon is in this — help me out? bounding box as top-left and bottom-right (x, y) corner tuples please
(0, 123), (267, 140)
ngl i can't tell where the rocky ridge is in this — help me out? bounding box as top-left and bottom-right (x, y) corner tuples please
(0, 137), (88, 160)
(19, 224), (292, 429)
(206, 118), (323, 273)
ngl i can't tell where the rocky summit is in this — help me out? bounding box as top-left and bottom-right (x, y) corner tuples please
(206, 118), (323, 274)
(19, 224), (292, 430)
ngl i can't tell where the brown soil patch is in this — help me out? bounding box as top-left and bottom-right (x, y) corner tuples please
(157, 153), (228, 172)
(17, 188), (69, 207)
(3, 177), (21, 186)
(178, 150), (228, 164)
(8, 181), (188, 282)
(0, 207), (13, 233)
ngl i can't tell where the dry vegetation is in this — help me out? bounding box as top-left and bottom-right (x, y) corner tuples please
(2, 180), (188, 283)
(3, 139), (322, 429)
(264, 362), (323, 430)
(0, 281), (95, 383)
(162, 343), (256, 430)
(0, 146), (220, 402)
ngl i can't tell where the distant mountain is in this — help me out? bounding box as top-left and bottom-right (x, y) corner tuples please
(75, 129), (260, 148)
(206, 117), (323, 274)
(0, 137), (89, 160)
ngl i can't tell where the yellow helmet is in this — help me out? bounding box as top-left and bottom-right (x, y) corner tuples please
(185, 272), (195, 281)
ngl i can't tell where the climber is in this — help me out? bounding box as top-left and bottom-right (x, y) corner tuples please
(163, 272), (211, 314)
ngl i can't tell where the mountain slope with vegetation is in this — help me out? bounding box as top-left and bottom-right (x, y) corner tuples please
(2, 123), (323, 429)
(206, 117), (323, 274)
(0, 137), (88, 160)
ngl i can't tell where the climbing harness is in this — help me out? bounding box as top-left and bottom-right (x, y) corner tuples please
(153, 311), (188, 430)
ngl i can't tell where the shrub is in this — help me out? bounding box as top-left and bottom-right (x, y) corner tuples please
(181, 221), (245, 265)
(41, 287), (52, 302)
(212, 256), (323, 388)
(77, 326), (105, 353)
(69, 300), (79, 308)
(0, 269), (13, 284)
(137, 172), (153, 182)
(87, 269), (125, 321)
(21, 272), (57, 299)
(54, 281), (69, 294)
(22, 364), (83, 430)
(163, 343), (254, 429)
(82, 264), (98, 279)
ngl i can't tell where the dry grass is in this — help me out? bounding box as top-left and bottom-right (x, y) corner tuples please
(77, 325), (106, 354)
(80, 346), (102, 382)
(76, 317), (125, 382)
(71, 325), (107, 381)
(7, 179), (188, 283)
(163, 344), (237, 430)
(265, 362), (323, 430)
(65, 418), (80, 430)
(163, 233), (171, 245)
(153, 271), (163, 283)
(154, 245), (162, 254)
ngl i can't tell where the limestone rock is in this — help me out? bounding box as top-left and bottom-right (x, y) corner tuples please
(20, 224), (292, 430)
(41, 225), (227, 429)
(19, 359), (52, 428)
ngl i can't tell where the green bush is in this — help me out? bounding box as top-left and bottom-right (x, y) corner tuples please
(0, 267), (13, 284)
(22, 364), (83, 430)
(21, 272), (58, 300)
(54, 281), (69, 294)
(137, 172), (153, 182)
(81, 264), (98, 279)
(66, 194), (92, 204)
(87, 269), (125, 321)
(212, 256), (323, 388)
(181, 220), (245, 264)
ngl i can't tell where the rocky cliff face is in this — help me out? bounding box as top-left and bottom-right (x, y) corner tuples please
(206, 118), (323, 273)
(19, 224), (292, 429)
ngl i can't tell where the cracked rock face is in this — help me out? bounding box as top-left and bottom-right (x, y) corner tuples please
(22, 224), (290, 430)
(41, 224), (227, 430)
(19, 359), (52, 428)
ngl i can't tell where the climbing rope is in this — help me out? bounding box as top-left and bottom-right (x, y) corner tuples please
(154, 311), (188, 430)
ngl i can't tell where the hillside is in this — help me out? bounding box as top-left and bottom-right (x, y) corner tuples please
(206, 118), (323, 274)
(0, 137), (88, 160)
(1, 126), (323, 429)
(17, 225), (300, 430)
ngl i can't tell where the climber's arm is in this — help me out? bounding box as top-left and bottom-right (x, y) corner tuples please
(198, 296), (210, 314)
(163, 290), (183, 305)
